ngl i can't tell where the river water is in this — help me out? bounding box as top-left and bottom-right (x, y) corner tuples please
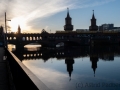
(8, 44), (120, 90)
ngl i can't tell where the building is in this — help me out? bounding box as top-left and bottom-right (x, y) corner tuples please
(99, 24), (120, 31)
(64, 8), (73, 31)
(17, 25), (21, 34)
(89, 10), (98, 31)
(99, 24), (114, 31)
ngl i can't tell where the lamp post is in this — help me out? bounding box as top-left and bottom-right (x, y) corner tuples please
(5, 12), (11, 48)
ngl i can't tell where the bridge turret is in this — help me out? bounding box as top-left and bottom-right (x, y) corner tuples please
(64, 8), (73, 31)
(18, 25), (21, 34)
(89, 10), (98, 31)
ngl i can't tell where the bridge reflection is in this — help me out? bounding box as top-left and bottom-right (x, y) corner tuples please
(12, 46), (120, 61)
(12, 45), (120, 79)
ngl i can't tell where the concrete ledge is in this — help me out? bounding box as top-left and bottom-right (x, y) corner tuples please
(7, 50), (50, 90)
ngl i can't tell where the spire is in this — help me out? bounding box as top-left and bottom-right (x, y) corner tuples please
(64, 8), (73, 31)
(67, 8), (70, 18)
(18, 25), (21, 30)
(92, 10), (95, 19)
(89, 10), (98, 31)
(18, 25), (21, 34)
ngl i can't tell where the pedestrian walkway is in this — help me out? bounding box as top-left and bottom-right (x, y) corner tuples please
(0, 47), (15, 90)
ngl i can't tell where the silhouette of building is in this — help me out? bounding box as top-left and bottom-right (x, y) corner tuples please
(0, 26), (3, 34)
(99, 24), (120, 31)
(89, 10), (98, 31)
(18, 25), (21, 34)
(64, 8), (73, 31)
(65, 58), (74, 81)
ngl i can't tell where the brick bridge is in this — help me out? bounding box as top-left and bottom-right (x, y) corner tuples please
(6, 29), (120, 48)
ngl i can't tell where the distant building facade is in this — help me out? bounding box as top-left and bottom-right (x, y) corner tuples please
(64, 8), (73, 31)
(89, 10), (98, 31)
(99, 24), (120, 31)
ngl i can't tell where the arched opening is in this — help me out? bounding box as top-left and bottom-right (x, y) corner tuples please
(26, 37), (29, 41)
(37, 37), (39, 40)
(13, 37), (16, 40)
(30, 37), (32, 41)
(7, 37), (9, 40)
(32, 37), (35, 40)
(10, 37), (12, 40)
(40, 37), (42, 40)
(56, 42), (64, 48)
(22, 37), (25, 41)
(24, 43), (41, 51)
(8, 44), (16, 51)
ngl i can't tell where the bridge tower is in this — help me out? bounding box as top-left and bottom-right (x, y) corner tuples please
(64, 8), (73, 31)
(89, 10), (98, 31)
(18, 25), (21, 34)
(16, 25), (23, 49)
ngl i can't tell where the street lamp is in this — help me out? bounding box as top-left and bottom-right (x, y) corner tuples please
(5, 12), (11, 33)
(5, 12), (11, 48)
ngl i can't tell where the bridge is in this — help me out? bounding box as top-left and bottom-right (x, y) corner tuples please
(6, 27), (120, 48)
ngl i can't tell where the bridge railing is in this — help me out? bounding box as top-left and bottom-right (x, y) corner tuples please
(6, 49), (50, 90)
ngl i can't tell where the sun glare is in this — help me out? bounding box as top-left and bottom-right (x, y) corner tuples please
(8, 17), (29, 33)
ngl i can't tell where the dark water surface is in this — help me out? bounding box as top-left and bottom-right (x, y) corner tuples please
(9, 45), (120, 90)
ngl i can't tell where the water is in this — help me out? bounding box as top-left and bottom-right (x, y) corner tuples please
(8, 44), (120, 90)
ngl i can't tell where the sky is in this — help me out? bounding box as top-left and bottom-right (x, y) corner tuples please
(0, 0), (120, 33)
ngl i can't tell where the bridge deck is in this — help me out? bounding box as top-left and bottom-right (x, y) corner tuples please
(0, 47), (15, 90)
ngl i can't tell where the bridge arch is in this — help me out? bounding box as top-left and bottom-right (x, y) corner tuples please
(55, 40), (82, 47)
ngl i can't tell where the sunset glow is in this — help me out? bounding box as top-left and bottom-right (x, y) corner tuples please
(0, 0), (119, 33)
(8, 17), (29, 33)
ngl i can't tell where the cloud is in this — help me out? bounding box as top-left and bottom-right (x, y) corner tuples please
(0, 0), (116, 32)
(73, 0), (116, 9)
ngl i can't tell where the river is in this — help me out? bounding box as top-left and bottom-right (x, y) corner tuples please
(8, 44), (120, 90)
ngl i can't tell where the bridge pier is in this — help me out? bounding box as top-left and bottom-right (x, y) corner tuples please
(42, 44), (56, 48)
(15, 43), (24, 50)
(41, 42), (56, 48)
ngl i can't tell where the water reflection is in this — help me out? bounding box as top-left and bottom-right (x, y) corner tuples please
(12, 45), (119, 61)
(9, 45), (120, 90)
(65, 58), (74, 81)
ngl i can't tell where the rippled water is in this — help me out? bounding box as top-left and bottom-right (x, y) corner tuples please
(9, 44), (120, 90)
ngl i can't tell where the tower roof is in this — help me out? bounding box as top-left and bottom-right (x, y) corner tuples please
(66, 8), (71, 18)
(92, 10), (96, 19)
